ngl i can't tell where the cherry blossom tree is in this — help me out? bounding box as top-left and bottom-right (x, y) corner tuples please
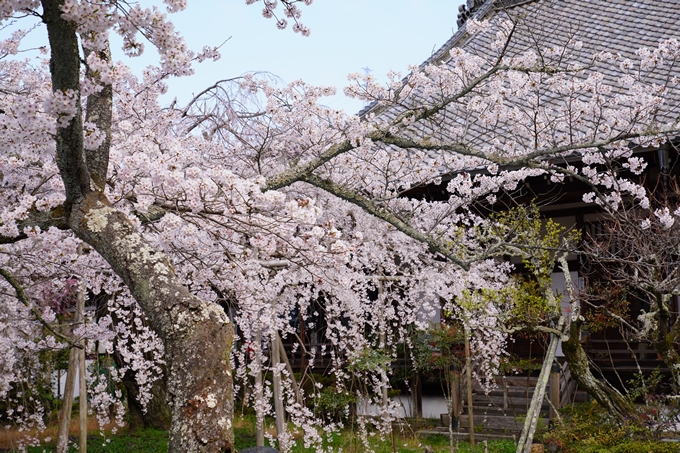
(580, 187), (680, 391)
(2, 2), (680, 452)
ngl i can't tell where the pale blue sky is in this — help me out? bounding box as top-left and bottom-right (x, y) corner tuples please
(168, 1), (466, 112)
(5, 1), (467, 113)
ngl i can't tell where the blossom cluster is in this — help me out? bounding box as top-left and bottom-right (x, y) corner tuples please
(1, 4), (680, 450)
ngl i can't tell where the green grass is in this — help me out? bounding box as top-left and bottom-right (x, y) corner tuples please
(25, 429), (168, 453)
(232, 415), (515, 453)
(19, 426), (514, 453)
(18, 415), (676, 453)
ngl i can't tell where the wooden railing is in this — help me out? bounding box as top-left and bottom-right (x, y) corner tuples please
(549, 360), (576, 420)
(559, 360), (577, 407)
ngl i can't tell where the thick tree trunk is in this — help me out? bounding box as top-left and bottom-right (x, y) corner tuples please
(95, 295), (172, 431)
(119, 360), (172, 432)
(652, 293), (680, 390)
(72, 193), (235, 452)
(41, 1), (235, 449)
(557, 257), (638, 425)
(562, 321), (637, 424)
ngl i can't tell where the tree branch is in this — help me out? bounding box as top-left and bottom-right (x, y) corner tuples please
(41, 0), (91, 207)
(0, 207), (69, 244)
(83, 41), (113, 192)
(0, 267), (82, 349)
(301, 174), (472, 270)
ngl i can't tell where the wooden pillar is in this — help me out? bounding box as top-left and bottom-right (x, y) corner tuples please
(450, 365), (461, 426)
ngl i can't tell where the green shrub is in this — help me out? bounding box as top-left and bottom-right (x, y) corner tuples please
(312, 386), (358, 421)
(539, 401), (680, 453)
(576, 441), (680, 453)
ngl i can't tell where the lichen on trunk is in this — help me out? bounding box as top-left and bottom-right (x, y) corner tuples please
(652, 292), (680, 391)
(40, 1), (237, 449)
(72, 193), (235, 452)
(561, 319), (638, 425)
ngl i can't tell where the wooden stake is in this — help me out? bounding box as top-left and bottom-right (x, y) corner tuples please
(78, 284), (87, 453)
(254, 328), (264, 447)
(465, 326), (474, 447)
(79, 340), (87, 452)
(272, 332), (287, 451)
(56, 347), (77, 453)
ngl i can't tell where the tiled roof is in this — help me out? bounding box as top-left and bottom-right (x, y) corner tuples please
(436, 0), (680, 74)
(361, 0), (680, 160)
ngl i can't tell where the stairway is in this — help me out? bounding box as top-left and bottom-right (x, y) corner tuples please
(418, 368), (589, 442)
(419, 376), (546, 441)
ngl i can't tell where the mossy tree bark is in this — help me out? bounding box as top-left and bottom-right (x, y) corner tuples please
(41, 1), (234, 450)
(561, 319), (638, 425)
(94, 295), (172, 431)
(652, 292), (680, 390)
(556, 257), (639, 426)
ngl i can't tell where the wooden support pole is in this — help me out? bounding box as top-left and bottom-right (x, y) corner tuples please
(79, 339), (87, 452)
(549, 362), (561, 422)
(516, 332), (559, 453)
(57, 283), (86, 453)
(56, 347), (77, 453)
(254, 328), (264, 447)
(503, 376), (509, 410)
(414, 373), (423, 418)
(465, 327), (474, 447)
(277, 333), (302, 406)
(448, 364), (462, 453)
(272, 332), (287, 451)
(77, 284), (87, 453)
